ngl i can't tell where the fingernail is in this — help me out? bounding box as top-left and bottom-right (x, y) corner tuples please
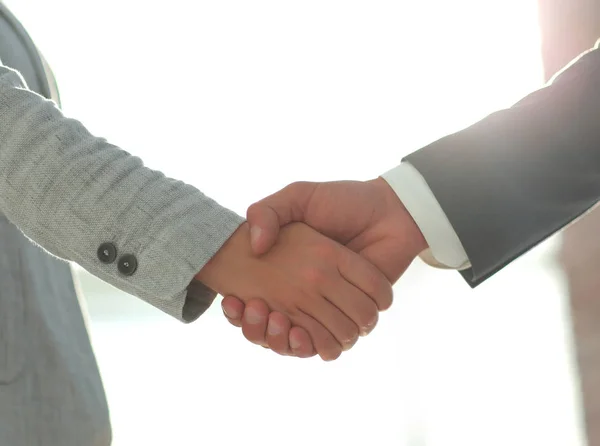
(361, 316), (378, 336)
(250, 226), (262, 248)
(221, 304), (238, 319)
(342, 339), (355, 351)
(267, 319), (282, 336)
(245, 307), (263, 324)
(290, 335), (301, 350)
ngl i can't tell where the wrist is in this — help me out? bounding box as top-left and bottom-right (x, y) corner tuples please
(195, 223), (249, 294)
(378, 162), (471, 269)
(369, 176), (429, 256)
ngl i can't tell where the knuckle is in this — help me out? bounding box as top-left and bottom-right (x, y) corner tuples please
(316, 241), (337, 259)
(312, 241), (337, 259)
(287, 181), (309, 192)
(303, 266), (328, 287)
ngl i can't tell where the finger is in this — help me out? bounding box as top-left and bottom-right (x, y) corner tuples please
(291, 310), (343, 361)
(246, 205), (281, 256)
(246, 182), (318, 255)
(350, 238), (411, 284)
(337, 249), (394, 312)
(289, 326), (316, 358)
(265, 312), (292, 356)
(297, 297), (359, 353)
(323, 280), (379, 338)
(241, 299), (270, 347)
(221, 296), (245, 327)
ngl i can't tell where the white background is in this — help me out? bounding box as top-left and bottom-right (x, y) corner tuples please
(5, 1), (586, 445)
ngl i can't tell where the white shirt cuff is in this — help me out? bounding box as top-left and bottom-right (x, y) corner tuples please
(381, 162), (471, 270)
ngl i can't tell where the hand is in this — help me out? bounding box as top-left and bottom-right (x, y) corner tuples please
(222, 177), (427, 356)
(196, 222), (392, 361)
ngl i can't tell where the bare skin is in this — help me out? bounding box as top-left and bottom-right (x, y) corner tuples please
(197, 221), (393, 360)
(220, 177), (427, 357)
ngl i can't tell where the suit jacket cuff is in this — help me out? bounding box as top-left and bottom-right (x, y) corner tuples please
(0, 64), (245, 323)
(381, 162), (471, 270)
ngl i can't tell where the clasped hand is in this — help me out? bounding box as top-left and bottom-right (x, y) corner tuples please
(197, 178), (427, 361)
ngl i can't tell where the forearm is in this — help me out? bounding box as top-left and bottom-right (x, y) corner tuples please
(0, 65), (244, 321)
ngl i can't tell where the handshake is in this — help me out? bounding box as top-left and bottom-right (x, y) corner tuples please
(196, 177), (428, 361)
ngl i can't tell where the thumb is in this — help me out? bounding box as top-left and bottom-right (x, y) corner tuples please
(246, 181), (317, 255)
(246, 203), (281, 255)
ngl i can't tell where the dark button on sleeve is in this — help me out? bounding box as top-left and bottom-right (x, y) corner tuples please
(118, 254), (138, 276)
(97, 243), (117, 264)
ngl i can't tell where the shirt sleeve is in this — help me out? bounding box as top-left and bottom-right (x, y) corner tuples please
(381, 162), (471, 270)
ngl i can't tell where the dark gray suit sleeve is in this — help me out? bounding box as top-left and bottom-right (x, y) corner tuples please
(404, 41), (600, 287)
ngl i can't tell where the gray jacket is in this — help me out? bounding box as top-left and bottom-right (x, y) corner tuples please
(0, 35), (243, 324)
(0, 4), (242, 445)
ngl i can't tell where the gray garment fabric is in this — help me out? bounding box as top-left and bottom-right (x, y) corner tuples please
(404, 41), (600, 287)
(0, 4), (243, 444)
(0, 63), (244, 321)
(0, 215), (112, 445)
(0, 4), (111, 444)
(0, 34), (243, 322)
